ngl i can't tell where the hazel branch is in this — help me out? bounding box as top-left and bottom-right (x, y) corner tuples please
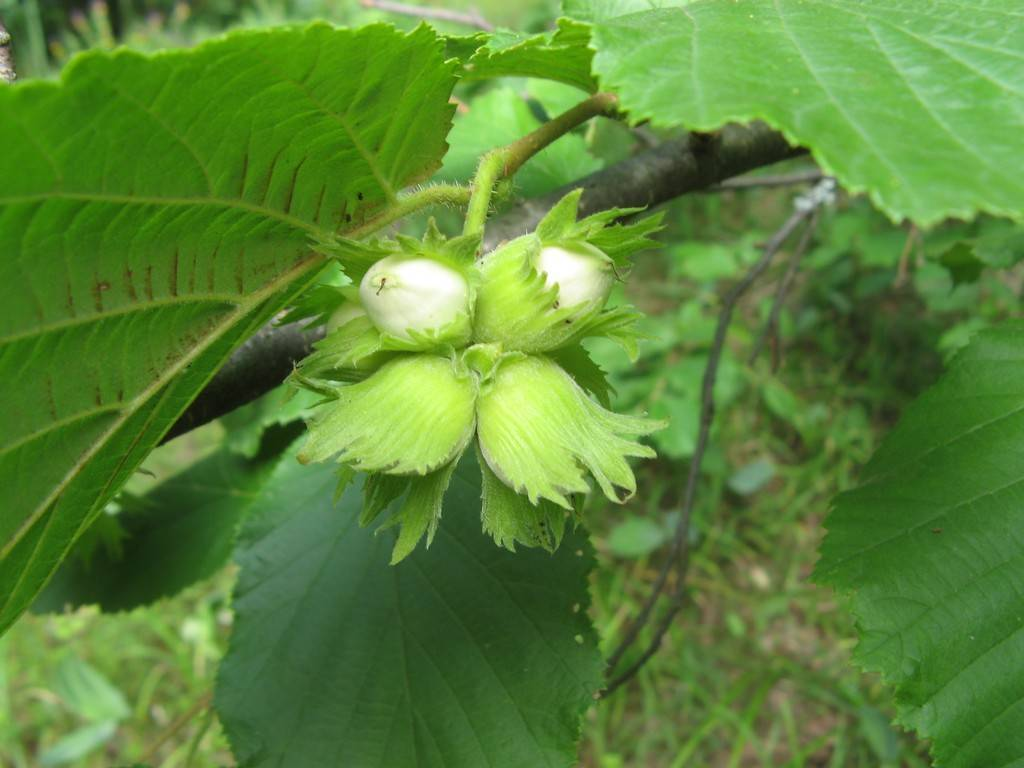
(166, 125), (804, 441)
(463, 92), (619, 239)
(482, 122), (805, 249)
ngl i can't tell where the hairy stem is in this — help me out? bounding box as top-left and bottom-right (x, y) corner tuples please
(464, 152), (506, 239)
(463, 92), (618, 239)
(347, 183), (471, 239)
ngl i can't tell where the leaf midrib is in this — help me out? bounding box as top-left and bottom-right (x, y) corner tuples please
(0, 251), (324, 570)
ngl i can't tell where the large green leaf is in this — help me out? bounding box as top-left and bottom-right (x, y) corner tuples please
(33, 442), (291, 613)
(816, 321), (1024, 766)
(585, 0), (1024, 225)
(0, 23), (457, 634)
(216, 452), (603, 768)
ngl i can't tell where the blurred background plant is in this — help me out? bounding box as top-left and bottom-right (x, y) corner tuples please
(1, 1), (1020, 766)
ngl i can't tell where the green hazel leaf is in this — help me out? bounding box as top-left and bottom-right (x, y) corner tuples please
(477, 354), (664, 509)
(437, 88), (602, 198)
(458, 19), (598, 93)
(298, 354), (477, 475)
(216, 451), (603, 768)
(588, 1), (1024, 225)
(32, 443), (287, 614)
(815, 321), (1024, 766)
(380, 461), (458, 564)
(0, 22), (458, 635)
(478, 445), (575, 553)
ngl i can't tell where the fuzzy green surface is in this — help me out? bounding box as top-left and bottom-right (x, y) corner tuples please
(477, 355), (661, 508)
(473, 233), (641, 355)
(0, 22), (458, 635)
(479, 446), (575, 553)
(299, 355), (477, 474)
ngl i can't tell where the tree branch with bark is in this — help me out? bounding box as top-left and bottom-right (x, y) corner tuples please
(166, 122), (806, 441)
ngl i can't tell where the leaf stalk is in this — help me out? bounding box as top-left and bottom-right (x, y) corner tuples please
(346, 183), (471, 239)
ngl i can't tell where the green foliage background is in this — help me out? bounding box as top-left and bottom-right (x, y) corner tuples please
(1, 1), (1021, 767)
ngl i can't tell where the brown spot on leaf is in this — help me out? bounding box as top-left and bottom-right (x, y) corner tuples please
(43, 376), (57, 419)
(65, 282), (76, 317)
(170, 249), (180, 296)
(207, 245), (220, 292)
(92, 280), (111, 312)
(124, 268), (137, 302)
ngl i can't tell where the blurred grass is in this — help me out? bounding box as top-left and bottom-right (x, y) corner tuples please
(2, 2), (1022, 767)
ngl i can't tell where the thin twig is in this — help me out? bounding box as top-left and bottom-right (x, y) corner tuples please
(603, 183), (834, 694)
(184, 704), (216, 768)
(748, 210), (822, 369)
(710, 168), (823, 191)
(0, 17), (16, 84)
(139, 691), (213, 765)
(894, 223), (919, 288)
(360, 0), (494, 31)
